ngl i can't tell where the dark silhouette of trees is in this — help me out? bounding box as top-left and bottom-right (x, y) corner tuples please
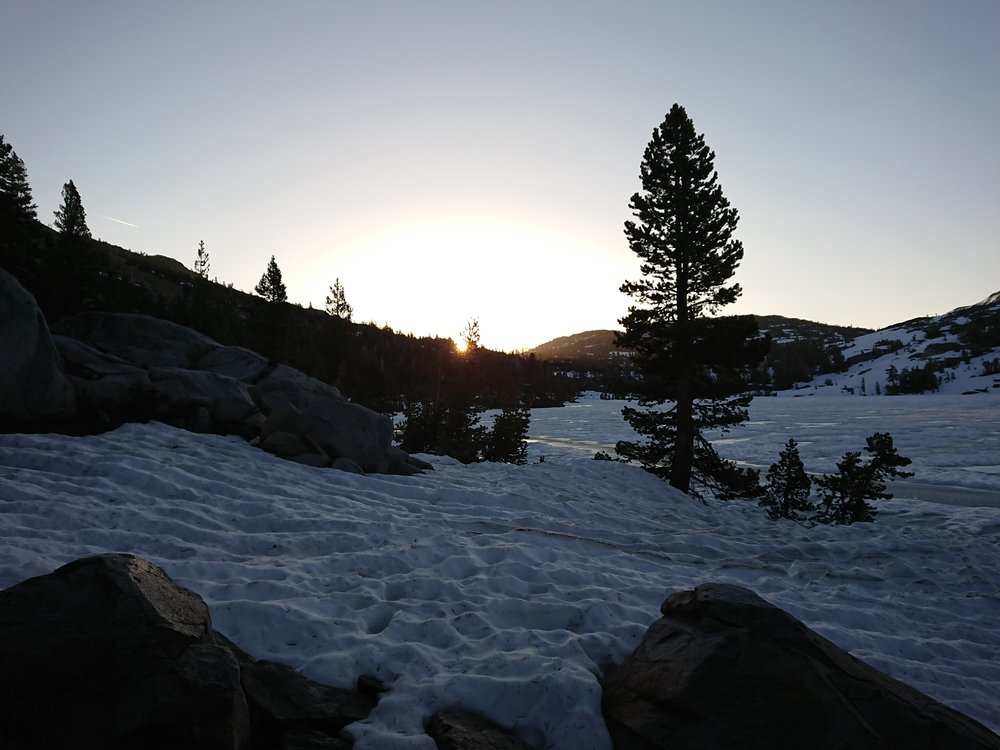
(53, 180), (91, 238)
(0, 134), (38, 271)
(325, 278), (352, 320)
(885, 362), (939, 394)
(815, 432), (913, 524)
(0, 134), (37, 223)
(482, 407), (530, 465)
(615, 104), (766, 498)
(759, 439), (813, 521)
(254, 255), (287, 303)
(193, 240), (210, 278)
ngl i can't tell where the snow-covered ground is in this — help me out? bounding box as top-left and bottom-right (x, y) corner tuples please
(1, 395), (999, 748)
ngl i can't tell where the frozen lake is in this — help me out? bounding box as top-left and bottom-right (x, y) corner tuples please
(528, 394), (1000, 508)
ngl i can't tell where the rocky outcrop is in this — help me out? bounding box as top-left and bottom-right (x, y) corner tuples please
(51, 311), (420, 473)
(426, 709), (531, 750)
(602, 583), (1000, 750)
(0, 267), (76, 424)
(0, 271), (423, 474)
(0, 554), (376, 749)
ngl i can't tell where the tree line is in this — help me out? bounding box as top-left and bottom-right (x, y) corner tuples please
(0, 133), (578, 436)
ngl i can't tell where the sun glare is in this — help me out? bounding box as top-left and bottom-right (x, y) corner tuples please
(454, 337), (468, 354)
(320, 216), (634, 352)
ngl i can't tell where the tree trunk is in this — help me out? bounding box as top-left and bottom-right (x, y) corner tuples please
(669, 364), (694, 493)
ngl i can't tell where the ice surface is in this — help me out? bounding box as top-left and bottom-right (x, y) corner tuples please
(1, 398), (999, 748)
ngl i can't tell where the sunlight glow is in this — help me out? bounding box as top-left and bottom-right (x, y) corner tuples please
(307, 216), (635, 352)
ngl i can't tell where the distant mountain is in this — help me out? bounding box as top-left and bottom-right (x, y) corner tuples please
(528, 330), (620, 361)
(790, 290), (1000, 396)
(528, 316), (869, 362)
(529, 296), (1000, 396)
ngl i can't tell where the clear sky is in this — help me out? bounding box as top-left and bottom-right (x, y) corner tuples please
(3, 1), (998, 352)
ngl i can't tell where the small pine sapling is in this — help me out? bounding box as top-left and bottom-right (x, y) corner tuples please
(760, 438), (813, 521)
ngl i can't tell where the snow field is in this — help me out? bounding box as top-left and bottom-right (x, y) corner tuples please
(1, 418), (998, 748)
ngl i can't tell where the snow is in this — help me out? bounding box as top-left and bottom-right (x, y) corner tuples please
(2, 395), (999, 748)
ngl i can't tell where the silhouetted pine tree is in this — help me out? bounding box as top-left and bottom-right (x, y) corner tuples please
(616, 104), (767, 498)
(0, 134), (37, 222)
(53, 180), (91, 238)
(254, 255), (287, 303)
(325, 277), (352, 320)
(815, 432), (913, 524)
(193, 240), (210, 278)
(482, 407), (530, 464)
(760, 439), (813, 521)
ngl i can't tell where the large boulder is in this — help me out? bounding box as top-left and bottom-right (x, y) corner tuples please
(426, 709), (532, 750)
(0, 554), (377, 749)
(602, 583), (1000, 750)
(53, 334), (153, 420)
(49, 310), (414, 475)
(55, 311), (219, 369)
(149, 366), (260, 436)
(0, 267), (76, 424)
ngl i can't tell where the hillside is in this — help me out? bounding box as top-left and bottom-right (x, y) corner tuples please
(787, 292), (1000, 396)
(530, 298), (1000, 396)
(1, 220), (580, 413)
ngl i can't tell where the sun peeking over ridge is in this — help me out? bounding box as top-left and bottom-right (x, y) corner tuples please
(316, 217), (635, 353)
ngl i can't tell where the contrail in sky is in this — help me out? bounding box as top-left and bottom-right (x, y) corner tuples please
(102, 215), (139, 228)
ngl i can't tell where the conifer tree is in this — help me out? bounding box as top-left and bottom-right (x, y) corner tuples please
(194, 240), (210, 278)
(53, 179), (91, 238)
(254, 255), (287, 302)
(760, 439), (813, 521)
(616, 104), (767, 498)
(815, 432), (913, 524)
(325, 277), (353, 320)
(482, 407), (530, 465)
(0, 134), (37, 222)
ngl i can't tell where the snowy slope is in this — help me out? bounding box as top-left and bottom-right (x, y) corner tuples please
(780, 294), (1000, 396)
(1, 421), (998, 748)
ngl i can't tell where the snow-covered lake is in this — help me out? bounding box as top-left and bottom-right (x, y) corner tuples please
(529, 393), (1000, 507)
(1, 393), (998, 748)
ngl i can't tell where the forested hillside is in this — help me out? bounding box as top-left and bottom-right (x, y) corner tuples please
(0, 221), (578, 414)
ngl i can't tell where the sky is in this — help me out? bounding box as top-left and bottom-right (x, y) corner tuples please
(3, 1), (998, 352)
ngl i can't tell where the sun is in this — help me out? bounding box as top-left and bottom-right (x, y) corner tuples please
(453, 337), (469, 354)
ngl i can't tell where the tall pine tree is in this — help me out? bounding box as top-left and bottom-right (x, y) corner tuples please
(254, 255), (287, 302)
(53, 180), (91, 238)
(0, 134), (37, 222)
(616, 104), (766, 498)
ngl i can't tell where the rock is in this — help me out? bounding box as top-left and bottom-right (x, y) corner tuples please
(55, 311), (218, 369)
(260, 401), (311, 441)
(197, 344), (270, 381)
(426, 709), (531, 750)
(260, 429), (311, 459)
(0, 267), (76, 424)
(291, 452), (334, 468)
(241, 659), (375, 732)
(252, 363), (346, 414)
(47, 309), (409, 474)
(388, 445), (431, 476)
(332, 457), (365, 474)
(149, 366), (259, 436)
(305, 398), (393, 474)
(0, 554), (378, 749)
(54, 334), (153, 420)
(602, 583), (1000, 750)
